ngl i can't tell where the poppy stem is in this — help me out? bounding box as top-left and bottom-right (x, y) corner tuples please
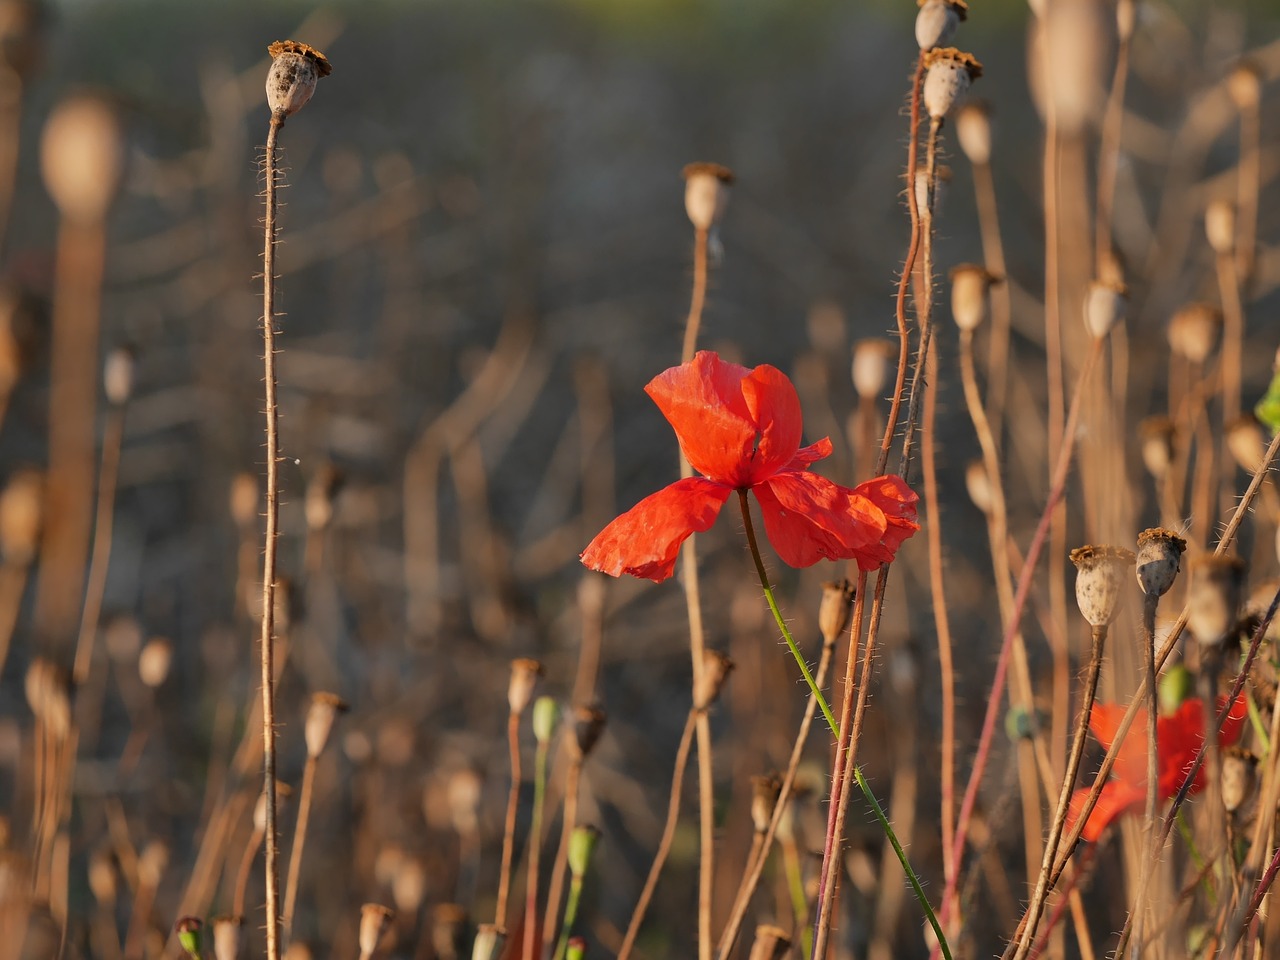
(735, 490), (837, 736)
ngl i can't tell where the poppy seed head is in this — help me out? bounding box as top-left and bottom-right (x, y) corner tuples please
(1069, 544), (1136, 628)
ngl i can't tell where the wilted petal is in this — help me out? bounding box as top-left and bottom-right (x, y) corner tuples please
(739, 364), (803, 484)
(849, 474), (920, 569)
(645, 352), (756, 485)
(581, 478), (732, 582)
(753, 471), (887, 569)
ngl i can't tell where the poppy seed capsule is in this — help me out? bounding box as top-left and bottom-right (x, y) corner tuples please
(750, 774), (782, 833)
(305, 463), (343, 532)
(922, 48), (983, 121)
(304, 691), (349, 758)
(851, 339), (895, 401)
(1135, 528), (1186, 599)
(1138, 416), (1177, 480)
(1206, 199), (1236, 255)
(818, 579), (856, 647)
(445, 767), (482, 835)
(470, 924), (505, 960)
(1187, 555), (1247, 648)
(568, 824), (600, 879)
(532, 696), (559, 744)
(694, 650), (734, 711)
(357, 904), (394, 960)
(265, 40), (331, 120)
(211, 917), (243, 960)
(507, 658), (543, 715)
(1227, 415), (1266, 474)
(681, 162), (735, 232)
(1228, 60), (1262, 111)
(569, 703), (606, 760)
(965, 459), (993, 515)
(1167, 302), (1221, 364)
(915, 0), (967, 52)
(1083, 278), (1127, 340)
(0, 469), (41, 565)
(40, 94), (125, 224)
(1220, 747), (1257, 814)
(104, 346), (135, 406)
(229, 472), (258, 529)
(1115, 0), (1136, 41)
(955, 100), (991, 165)
(748, 925), (792, 960)
(1069, 544), (1136, 628)
(950, 264), (998, 332)
(88, 848), (117, 906)
(138, 637), (173, 688)
(392, 858), (426, 913)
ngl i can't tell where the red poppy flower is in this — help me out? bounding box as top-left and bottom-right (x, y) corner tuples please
(1067, 696), (1247, 843)
(580, 351), (919, 582)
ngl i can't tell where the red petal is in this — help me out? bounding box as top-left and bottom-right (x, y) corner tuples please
(580, 478), (732, 582)
(850, 474), (920, 568)
(1068, 781), (1145, 844)
(739, 364), (803, 484)
(786, 438), (834, 471)
(645, 352), (757, 486)
(753, 471), (887, 568)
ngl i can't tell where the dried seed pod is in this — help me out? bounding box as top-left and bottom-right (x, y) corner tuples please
(1206, 199), (1236, 256)
(532, 696), (559, 745)
(851, 339), (896, 401)
(373, 844), (405, 888)
(681, 162), (735, 232)
(138, 637), (173, 688)
(965, 459), (993, 515)
(1040, 0), (1107, 134)
(693, 650), (734, 711)
(1227, 414), (1266, 474)
(265, 40), (331, 120)
(40, 94), (125, 224)
(1115, 0), (1136, 42)
(1069, 545), (1136, 628)
(915, 0), (967, 51)
(1187, 555), (1247, 648)
(229, 472), (258, 529)
(1220, 747), (1257, 815)
(568, 824), (600, 879)
(950, 264), (998, 332)
(1167, 302), (1221, 364)
(430, 904), (467, 960)
(24, 658), (70, 740)
(922, 48), (983, 121)
(137, 839), (169, 887)
(1135, 528), (1186, 599)
(1228, 60), (1262, 112)
(748, 925), (792, 960)
(304, 691), (349, 759)
(0, 468), (41, 565)
(211, 917), (243, 960)
(103, 345), (135, 406)
(470, 924), (505, 960)
(444, 767), (483, 836)
(357, 903), (394, 960)
(1138, 416), (1176, 480)
(507, 658), (543, 716)
(955, 99), (991, 165)
(1083, 278), (1127, 339)
(818, 579), (856, 647)
(750, 774), (782, 834)
(569, 704), (606, 760)
(391, 856), (426, 913)
(304, 463), (344, 532)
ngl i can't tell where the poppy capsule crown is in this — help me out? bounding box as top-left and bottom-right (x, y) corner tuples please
(1070, 545), (1136, 628)
(922, 48), (983, 120)
(681, 162), (735, 232)
(266, 40), (331, 120)
(1135, 528), (1186, 600)
(950, 263), (998, 332)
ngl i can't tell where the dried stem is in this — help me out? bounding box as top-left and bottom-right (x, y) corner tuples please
(495, 711), (522, 930)
(523, 725), (552, 960)
(542, 758), (582, 954)
(282, 754), (318, 943)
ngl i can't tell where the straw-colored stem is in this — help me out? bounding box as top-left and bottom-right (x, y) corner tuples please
(617, 710), (696, 960)
(542, 759), (582, 954)
(1007, 623), (1108, 960)
(1129, 598), (1161, 955)
(1094, 33), (1131, 276)
(73, 403), (126, 686)
(496, 711), (522, 930)
(234, 825), (267, 921)
(282, 754), (318, 943)
(1217, 248), (1245, 500)
(1237, 96), (1260, 288)
(682, 227), (709, 367)
(523, 732), (552, 960)
(971, 158), (1012, 437)
(259, 111), (285, 960)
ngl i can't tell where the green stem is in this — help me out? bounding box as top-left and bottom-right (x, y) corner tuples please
(736, 490), (838, 735)
(781, 842), (812, 957)
(1176, 808), (1215, 905)
(552, 877), (584, 960)
(735, 489), (950, 960)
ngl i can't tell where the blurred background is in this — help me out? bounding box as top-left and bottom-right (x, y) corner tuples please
(2, 1), (1279, 958)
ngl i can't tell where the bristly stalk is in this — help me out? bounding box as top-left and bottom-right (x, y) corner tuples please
(495, 711), (522, 931)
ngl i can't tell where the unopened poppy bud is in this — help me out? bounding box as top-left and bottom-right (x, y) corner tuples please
(507, 658), (543, 715)
(681, 162), (735, 232)
(1139, 417), (1176, 480)
(211, 917), (242, 960)
(40, 94), (125, 224)
(965, 459), (993, 515)
(1158, 664), (1193, 715)
(430, 904), (467, 960)
(1227, 415), (1266, 474)
(1206, 199), (1236, 255)
(565, 939), (586, 960)
(104, 346), (135, 405)
(532, 696), (559, 745)
(818, 579), (856, 647)
(1069, 544), (1136, 628)
(569, 704), (606, 760)
(694, 650), (734, 711)
(950, 264), (998, 332)
(1220, 747), (1257, 814)
(1135, 528), (1186, 599)
(266, 40), (331, 121)
(305, 692), (349, 758)
(0, 469), (41, 565)
(748, 924), (792, 960)
(750, 775), (782, 834)
(568, 824), (600, 879)
(1228, 60), (1262, 111)
(305, 463), (343, 532)
(955, 99), (991, 165)
(1167, 303), (1221, 364)
(176, 917), (203, 960)
(1004, 705), (1035, 742)
(915, 0), (966, 51)
(470, 924), (505, 960)
(922, 48), (983, 121)
(1083, 278), (1127, 339)
(357, 903), (394, 960)
(851, 339), (895, 401)
(1187, 555), (1247, 648)
(138, 637), (173, 688)
(1115, 0), (1136, 41)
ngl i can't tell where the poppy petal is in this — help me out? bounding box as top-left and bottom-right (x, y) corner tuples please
(753, 471), (888, 569)
(851, 474), (920, 567)
(786, 438), (834, 471)
(580, 478), (732, 582)
(1068, 781), (1145, 844)
(739, 364), (803, 483)
(645, 352), (757, 486)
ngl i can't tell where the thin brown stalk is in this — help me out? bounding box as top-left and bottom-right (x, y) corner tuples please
(1128, 597), (1161, 956)
(971, 158), (1013, 437)
(259, 112), (285, 960)
(682, 226), (709, 365)
(1237, 92), (1260, 289)
(1094, 28), (1131, 276)
(1216, 247), (1245, 505)
(541, 758), (582, 955)
(282, 754), (318, 943)
(234, 824), (267, 922)
(617, 710), (696, 960)
(495, 711), (522, 930)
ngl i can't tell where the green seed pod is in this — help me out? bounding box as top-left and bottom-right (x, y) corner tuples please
(532, 696), (560, 745)
(568, 824), (600, 880)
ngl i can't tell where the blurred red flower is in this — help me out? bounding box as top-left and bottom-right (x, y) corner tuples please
(1067, 696), (1247, 843)
(580, 351), (919, 582)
